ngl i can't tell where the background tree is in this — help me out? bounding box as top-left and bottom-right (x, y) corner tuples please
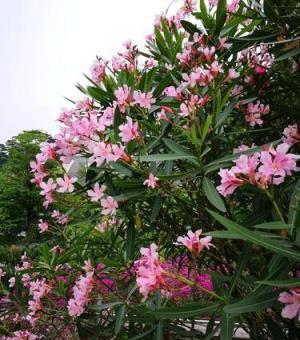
(0, 130), (50, 244)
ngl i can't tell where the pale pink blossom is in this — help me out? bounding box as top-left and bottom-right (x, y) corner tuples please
(119, 117), (140, 143)
(39, 178), (56, 196)
(225, 68), (240, 82)
(258, 143), (298, 185)
(175, 230), (213, 256)
(133, 91), (156, 109)
(283, 124), (300, 146)
(143, 173), (159, 189)
(278, 289), (300, 320)
(91, 60), (106, 84)
(38, 219), (48, 233)
(101, 196), (118, 215)
(8, 277), (15, 288)
(56, 174), (77, 193)
(87, 183), (106, 202)
(114, 85), (132, 112)
(76, 97), (93, 111)
(227, 0), (240, 13)
(68, 271), (95, 317)
(135, 243), (165, 301)
(145, 57), (158, 69)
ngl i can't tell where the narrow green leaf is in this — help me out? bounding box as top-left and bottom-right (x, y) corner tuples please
(253, 221), (293, 230)
(204, 231), (242, 239)
(88, 301), (124, 312)
(133, 154), (196, 162)
(150, 303), (219, 319)
(115, 305), (126, 335)
(224, 291), (277, 314)
(214, 0), (227, 36)
(220, 312), (234, 340)
(256, 278), (300, 288)
(203, 177), (226, 212)
(276, 48), (300, 61)
(208, 210), (300, 262)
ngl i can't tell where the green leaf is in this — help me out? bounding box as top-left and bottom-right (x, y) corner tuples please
(180, 20), (202, 36)
(151, 194), (162, 222)
(113, 189), (145, 202)
(154, 321), (163, 340)
(227, 244), (251, 298)
(256, 278), (300, 288)
(204, 230), (242, 239)
(115, 305), (126, 335)
(253, 221), (293, 230)
(150, 303), (219, 319)
(276, 48), (300, 62)
(208, 210), (300, 262)
(202, 177), (226, 212)
(162, 138), (194, 156)
(224, 291), (277, 314)
(214, 0), (227, 36)
(133, 153), (196, 162)
(126, 223), (136, 260)
(220, 312), (234, 340)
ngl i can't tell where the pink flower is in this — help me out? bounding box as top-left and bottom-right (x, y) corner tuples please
(245, 101), (269, 127)
(283, 124), (300, 146)
(175, 230), (213, 256)
(119, 117), (140, 143)
(143, 173), (159, 189)
(217, 169), (244, 196)
(258, 143), (298, 185)
(38, 219), (48, 233)
(68, 271), (95, 317)
(56, 174), (77, 193)
(135, 243), (165, 301)
(231, 154), (259, 179)
(225, 68), (240, 82)
(101, 196), (118, 215)
(87, 183), (106, 202)
(145, 57), (158, 69)
(40, 178), (56, 196)
(91, 60), (106, 84)
(278, 289), (300, 320)
(76, 97), (93, 111)
(114, 85), (131, 112)
(227, 0), (240, 13)
(133, 91), (156, 109)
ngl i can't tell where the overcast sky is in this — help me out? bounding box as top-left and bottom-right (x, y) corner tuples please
(0, 0), (175, 143)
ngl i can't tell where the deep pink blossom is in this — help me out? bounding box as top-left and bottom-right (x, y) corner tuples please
(217, 169), (244, 196)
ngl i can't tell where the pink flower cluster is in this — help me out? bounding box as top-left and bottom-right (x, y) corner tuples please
(135, 243), (165, 301)
(67, 270), (95, 317)
(245, 100), (270, 127)
(3, 330), (39, 340)
(27, 278), (51, 325)
(217, 142), (299, 196)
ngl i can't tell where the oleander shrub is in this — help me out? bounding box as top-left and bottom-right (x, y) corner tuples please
(1, 1), (300, 339)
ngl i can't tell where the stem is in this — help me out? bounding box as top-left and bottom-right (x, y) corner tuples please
(265, 190), (287, 237)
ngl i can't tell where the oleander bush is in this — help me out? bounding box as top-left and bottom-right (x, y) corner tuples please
(1, 0), (300, 339)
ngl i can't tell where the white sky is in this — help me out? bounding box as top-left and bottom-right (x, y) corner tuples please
(0, 0), (175, 143)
